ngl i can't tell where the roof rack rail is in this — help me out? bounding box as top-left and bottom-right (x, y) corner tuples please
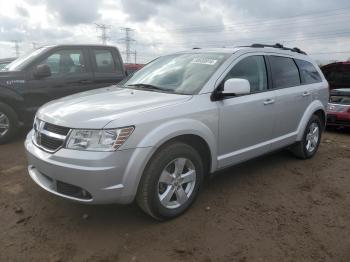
(251, 43), (307, 55)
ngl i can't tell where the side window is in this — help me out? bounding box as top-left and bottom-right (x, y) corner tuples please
(40, 50), (86, 76)
(269, 56), (300, 88)
(93, 49), (120, 73)
(295, 59), (322, 84)
(224, 56), (268, 93)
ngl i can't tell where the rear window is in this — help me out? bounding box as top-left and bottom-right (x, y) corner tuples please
(295, 59), (322, 84)
(93, 49), (121, 73)
(269, 56), (300, 88)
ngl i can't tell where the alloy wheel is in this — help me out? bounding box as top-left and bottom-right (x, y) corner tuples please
(158, 158), (196, 209)
(305, 122), (319, 153)
(0, 112), (10, 137)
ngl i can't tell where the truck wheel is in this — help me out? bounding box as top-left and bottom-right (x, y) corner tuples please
(0, 102), (19, 144)
(137, 142), (204, 220)
(290, 114), (322, 159)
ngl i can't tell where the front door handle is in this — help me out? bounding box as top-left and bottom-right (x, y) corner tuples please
(263, 98), (275, 105)
(302, 91), (311, 97)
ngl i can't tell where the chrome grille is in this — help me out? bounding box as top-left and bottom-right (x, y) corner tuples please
(44, 122), (70, 136)
(33, 119), (70, 153)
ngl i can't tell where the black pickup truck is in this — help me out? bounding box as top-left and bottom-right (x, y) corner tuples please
(0, 44), (126, 143)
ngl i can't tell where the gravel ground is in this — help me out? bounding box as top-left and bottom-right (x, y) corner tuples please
(0, 129), (349, 262)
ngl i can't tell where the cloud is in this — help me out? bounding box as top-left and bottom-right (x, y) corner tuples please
(1, 0), (350, 63)
(16, 6), (29, 17)
(120, 0), (173, 22)
(46, 0), (101, 25)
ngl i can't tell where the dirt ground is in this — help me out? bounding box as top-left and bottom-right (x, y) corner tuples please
(0, 129), (349, 262)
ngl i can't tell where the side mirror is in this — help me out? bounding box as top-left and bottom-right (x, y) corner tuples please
(33, 64), (51, 78)
(222, 78), (250, 96)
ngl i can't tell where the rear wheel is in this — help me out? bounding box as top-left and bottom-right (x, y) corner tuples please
(136, 142), (204, 220)
(0, 102), (19, 144)
(290, 114), (322, 159)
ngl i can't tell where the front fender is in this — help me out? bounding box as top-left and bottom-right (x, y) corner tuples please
(119, 118), (218, 202)
(0, 86), (24, 106)
(296, 100), (326, 141)
(136, 118), (218, 172)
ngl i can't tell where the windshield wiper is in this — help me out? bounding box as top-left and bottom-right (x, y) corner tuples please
(127, 83), (171, 92)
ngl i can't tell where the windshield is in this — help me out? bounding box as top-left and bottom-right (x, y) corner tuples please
(0, 63), (9, 70)
(3, 47), (49, 71)
(123, 52), (230, 94)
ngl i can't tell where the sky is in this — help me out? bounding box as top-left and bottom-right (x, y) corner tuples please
(0, 0), (350, 64)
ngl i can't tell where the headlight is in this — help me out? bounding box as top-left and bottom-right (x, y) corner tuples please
(66, 126), (134, 151)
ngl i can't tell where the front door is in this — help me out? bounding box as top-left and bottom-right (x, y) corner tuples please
(217, 55), (276, 168)
(25, 47), (94, 113)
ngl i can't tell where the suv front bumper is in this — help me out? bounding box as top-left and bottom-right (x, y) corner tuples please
(25, 130), (153, 204)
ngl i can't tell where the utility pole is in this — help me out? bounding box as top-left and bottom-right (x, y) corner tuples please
(95, 23), (111, 45)
(119, 27), (136, 63)
(12, 40), (21, 57)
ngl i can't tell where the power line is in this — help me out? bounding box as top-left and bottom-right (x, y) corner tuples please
(310, 50), (350, 55)
(95, 23), (111, 45)
(136, 6), (350, 35)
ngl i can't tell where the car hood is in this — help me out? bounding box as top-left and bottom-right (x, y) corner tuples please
(37, 86), (192, 128)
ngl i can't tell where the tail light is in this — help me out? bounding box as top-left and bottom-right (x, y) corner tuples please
(347, 107), (350, 113)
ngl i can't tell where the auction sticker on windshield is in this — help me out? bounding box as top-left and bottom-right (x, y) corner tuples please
(190, 57), (218, 65)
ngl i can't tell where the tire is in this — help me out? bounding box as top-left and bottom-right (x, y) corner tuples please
(290, 114), (322, 159)
(136, 142), (204, 220)
(0, 102), (19, 144)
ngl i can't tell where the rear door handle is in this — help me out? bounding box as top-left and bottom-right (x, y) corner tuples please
(263, 98), (275, 105)
(302, 91), (311, 97)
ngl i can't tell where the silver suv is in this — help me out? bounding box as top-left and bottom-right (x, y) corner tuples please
(25, 44), (329, 220)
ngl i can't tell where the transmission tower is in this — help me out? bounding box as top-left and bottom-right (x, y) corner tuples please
(12, 40), (21, 57)
(32, 42), (39, 49)
(95, 23), (111, 45)
(119, 27), (136, 63)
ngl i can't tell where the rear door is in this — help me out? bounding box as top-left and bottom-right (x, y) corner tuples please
(89, 47), (125, 88)
(267, 55), (313, 147)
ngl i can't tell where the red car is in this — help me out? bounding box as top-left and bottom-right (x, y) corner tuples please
(327, 89), (350, 127)
(124, 63), (144, 75)
(321, 61), (350, 90)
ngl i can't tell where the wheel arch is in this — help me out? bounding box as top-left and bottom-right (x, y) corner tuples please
(296, 100), (326, 141)
(120, 119), (218, 203)
(134, 118), (218, 173)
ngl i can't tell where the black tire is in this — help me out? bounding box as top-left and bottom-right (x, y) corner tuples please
(290, 114), (322, 159)
(136, 142), (204, 220)
(0, 102), (19, 144)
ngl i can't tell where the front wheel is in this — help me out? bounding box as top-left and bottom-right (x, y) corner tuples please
(0, 103), (19, 144)
(136, 142), (204, 220)
(290, 114), (322, 159)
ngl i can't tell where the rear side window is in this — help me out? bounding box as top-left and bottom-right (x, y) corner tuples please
(93, 49), (120, 73)
(224, 55), (268, 93)
(295, 59), (322, 84)
(269, 56), (300, 88)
